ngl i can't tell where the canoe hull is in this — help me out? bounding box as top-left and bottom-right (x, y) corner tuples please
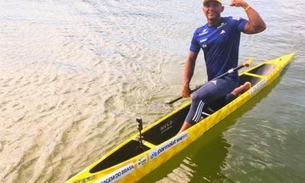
(66, 52), (295, 183)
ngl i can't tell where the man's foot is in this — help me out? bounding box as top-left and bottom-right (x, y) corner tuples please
(231, 81), (252, 96)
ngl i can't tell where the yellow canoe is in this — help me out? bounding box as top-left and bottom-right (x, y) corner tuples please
(66, 52), (295, 183)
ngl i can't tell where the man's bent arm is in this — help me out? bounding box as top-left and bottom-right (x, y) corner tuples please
(230, 0), (266, 34)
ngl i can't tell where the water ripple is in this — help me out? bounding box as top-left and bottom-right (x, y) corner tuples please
(1, 0), (305, 182)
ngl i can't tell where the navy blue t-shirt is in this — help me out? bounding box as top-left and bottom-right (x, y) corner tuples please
(190, 16), (248, 82)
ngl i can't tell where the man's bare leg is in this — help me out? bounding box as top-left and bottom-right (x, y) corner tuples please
(231, 81), (251, 96)
(178, 82), (251, 134)
(178, 122), (192, 133)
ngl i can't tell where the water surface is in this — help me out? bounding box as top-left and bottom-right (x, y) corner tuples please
(0, 0), (304, 182)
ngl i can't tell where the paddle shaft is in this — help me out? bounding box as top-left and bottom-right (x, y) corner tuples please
(166, 58), (253, 105)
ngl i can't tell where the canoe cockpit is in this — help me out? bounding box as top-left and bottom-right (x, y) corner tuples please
(89, 62), (277, 174)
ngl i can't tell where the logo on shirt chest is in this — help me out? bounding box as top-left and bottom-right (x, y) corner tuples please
(199, 29), (208, 35)
(200, 38), (207, 43)
(200, 38), (208, 48)
(217, 22), (227, 29)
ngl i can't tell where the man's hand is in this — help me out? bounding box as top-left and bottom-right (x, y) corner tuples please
(229, 0), (248, 8)
(182, 85), (191, 98)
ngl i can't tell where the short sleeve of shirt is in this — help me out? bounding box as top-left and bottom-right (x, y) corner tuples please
(232, 16), (248, 32)
(189, 30), (201, 53)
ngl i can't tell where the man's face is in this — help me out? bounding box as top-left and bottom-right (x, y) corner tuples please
(203, 1), (224, 21)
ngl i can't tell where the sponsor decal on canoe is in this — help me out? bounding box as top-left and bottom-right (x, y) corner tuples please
(136, 156), (147, 168)
(149, 150), (158, 160)
(250, 79), (267, 95)
(149, 132), (188, 160)
(160, 120), (173, 134)
(96, 163), (135, 183)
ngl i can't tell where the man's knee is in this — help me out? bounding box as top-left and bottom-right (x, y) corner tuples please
(191, 90), (202, 101)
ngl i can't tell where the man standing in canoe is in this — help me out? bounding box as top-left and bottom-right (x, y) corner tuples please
(178, 0), (266, 133)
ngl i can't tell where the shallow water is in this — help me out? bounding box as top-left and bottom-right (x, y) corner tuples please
(0, 0), (305, 182)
